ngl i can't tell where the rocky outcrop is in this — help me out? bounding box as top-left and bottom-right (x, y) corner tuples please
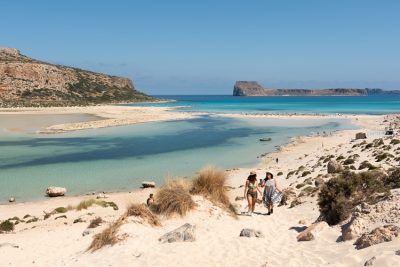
(142, 181), (156, 188)
(341, 189), (400, 241)
(354, 225), (400, 249)
(239, 229), (265, 238)
(0, 48), (156, 107)
(159, 223), (196, 243)
(46, 186), (66, 197)
(233, 81), (400, 96)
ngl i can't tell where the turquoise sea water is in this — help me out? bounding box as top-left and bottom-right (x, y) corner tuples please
(1, 95), (399, 202)
(133, 95), (400, 115)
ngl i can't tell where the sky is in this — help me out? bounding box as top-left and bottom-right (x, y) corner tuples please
(1, 0), (400, 95)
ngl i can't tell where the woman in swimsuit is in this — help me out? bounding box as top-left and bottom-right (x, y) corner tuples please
(263, 172), (282, 215)
(244, 171), (262, 215)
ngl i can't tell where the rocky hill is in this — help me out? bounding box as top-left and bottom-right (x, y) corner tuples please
(0, 48), (156, 107)
(233, 81), (400, 96)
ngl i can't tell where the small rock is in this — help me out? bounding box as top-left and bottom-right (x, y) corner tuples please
(159, 223), (196, 243)
(297, 231), (314, 241)
(46, 186), (66, 197)
(356, 132), (367, 139)
(96, 193), (108, 199)
(395, 250), (400, 256)
(354, 225), (400, 249)
(364, 256), (376, 266)
(297, 222), (328, 242)
(142, 181), (156, 188)
(298, 220), (307, 225)
(55, 215), (67, 220)
(239, 229), (265, 238)
(8, 197), (15, 203)
(82, 229), (94, 236)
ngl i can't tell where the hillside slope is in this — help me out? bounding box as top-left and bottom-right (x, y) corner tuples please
(0, 48), (155, 107)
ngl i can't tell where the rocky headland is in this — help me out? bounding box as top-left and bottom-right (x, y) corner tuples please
(0, 48), (156, 107)
(233, 81), (400, 96)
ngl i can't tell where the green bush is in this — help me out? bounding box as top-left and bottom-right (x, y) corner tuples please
(277, 172), (283, 176)
(318, 170), (389, 225)
(0, 220), (14, 232)
(336, 155), (345, 160)
(384, 168), (400, 189)
(390, 139), (400, 145)
(301, 171), (311, 177)
(296, 183), (305, 189)
(343, 158), (355, 165)
(375, 153), (394, 162)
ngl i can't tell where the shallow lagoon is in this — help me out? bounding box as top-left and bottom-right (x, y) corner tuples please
(0, 114), (357, 202)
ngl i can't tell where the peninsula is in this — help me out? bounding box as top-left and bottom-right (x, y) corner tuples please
(233, 81), (400, 96)
(0, 48), (156, 107)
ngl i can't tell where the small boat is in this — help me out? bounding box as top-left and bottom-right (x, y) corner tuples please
(259, 138), (272, 142)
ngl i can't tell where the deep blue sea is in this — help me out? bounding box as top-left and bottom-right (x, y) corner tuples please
(1, 95), (398, 202)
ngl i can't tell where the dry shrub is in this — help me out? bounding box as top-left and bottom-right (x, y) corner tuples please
(191, 167), (237, 217)
(88, 217), (103, 228)
(88, 217), (124, 252)
(88, 203), (160, 252)
(191, 167), (229, 205)
(152, 179), (196, 217)
(126, 203), (161, 227)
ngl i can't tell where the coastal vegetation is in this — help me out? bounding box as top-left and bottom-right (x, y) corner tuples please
(318, 169), (399, 225)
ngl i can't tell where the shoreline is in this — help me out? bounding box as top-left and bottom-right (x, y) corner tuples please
(0, 113), (388, 206)
(1, 112), (400, 266)
(0, 105), (200, 133)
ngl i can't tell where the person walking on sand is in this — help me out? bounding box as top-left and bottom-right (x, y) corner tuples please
(244, 171), (262, 216)
(263, 172), (283, 215)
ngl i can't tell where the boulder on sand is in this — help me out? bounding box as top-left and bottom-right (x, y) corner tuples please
(297, 222), (328, 242)
(239, 228), (265, 238)
(46, 186), (66, 197)
(159, 223), (196, 243)
(355, 132), (367, 139)
(142, 181), (156, 188)
(354, 225), (400, 249)
(327, 160), (342, 174)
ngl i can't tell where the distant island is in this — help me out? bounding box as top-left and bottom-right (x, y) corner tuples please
(233, 81), (400, 96)
(0, 48), (156, 107)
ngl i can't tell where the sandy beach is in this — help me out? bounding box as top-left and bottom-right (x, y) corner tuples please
(1, 112), (400, 266)
(0, 105), (199, 133)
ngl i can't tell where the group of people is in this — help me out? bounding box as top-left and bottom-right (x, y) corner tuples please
(244, 170), (282, 216)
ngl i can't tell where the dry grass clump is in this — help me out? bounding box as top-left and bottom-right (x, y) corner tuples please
(126, 203), (161, 227)
(191, 167), (237, 217)
(88, 203), (160, 252)
(152, 179), (196, 217)
(88, 217), (124, 252)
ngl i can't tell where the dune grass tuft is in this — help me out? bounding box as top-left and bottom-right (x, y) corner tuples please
(151, 179), (196, 217)
(191, 167), (237, 217)
(88, 203), (160, 252)
(88, 218), (124, 252)
(126, 203), (161, 227)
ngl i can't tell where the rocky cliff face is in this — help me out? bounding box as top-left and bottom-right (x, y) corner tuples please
(233, 81), (397, 96)
(0, 48), (155, 107)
